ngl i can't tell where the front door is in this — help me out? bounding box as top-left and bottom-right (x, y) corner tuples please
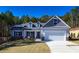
(36, 32), (41, 39)
(30, 32), (35, 38)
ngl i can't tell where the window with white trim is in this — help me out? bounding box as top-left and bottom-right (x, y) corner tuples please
(14, 31), (22, 37)
(53, 19), (58, 25)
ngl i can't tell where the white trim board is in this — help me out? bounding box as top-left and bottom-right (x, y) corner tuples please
(56, 16), (71, 28)
(43, 16), (71, 28)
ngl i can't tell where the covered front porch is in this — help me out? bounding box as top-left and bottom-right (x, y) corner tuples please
(24, 30), (42, 41)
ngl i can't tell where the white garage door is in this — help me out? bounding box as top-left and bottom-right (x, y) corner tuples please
(44, 30), (66, 41)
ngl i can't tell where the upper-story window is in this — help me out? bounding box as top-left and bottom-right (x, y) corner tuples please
(37, 21), (41, 27)
(37, 23), (40, 27)
(32, 24), (36, 27)
(40, 24), (42, 27)
(29, 22), (32, 28)
(53, 19), (59, 25)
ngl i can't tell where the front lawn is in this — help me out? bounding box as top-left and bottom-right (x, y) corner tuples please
(0, 39), (50, 53)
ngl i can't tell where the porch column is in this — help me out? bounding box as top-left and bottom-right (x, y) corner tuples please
(35, 31), (37, 39)
(23, 30), (26, 39)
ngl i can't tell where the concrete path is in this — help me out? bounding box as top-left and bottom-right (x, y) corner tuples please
(46, 41), (79, 53)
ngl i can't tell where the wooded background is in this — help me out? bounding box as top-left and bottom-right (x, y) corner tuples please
(0, 7), (79, 37)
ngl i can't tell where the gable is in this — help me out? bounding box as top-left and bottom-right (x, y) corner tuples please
(43, 16), (70, 28)
(11, 16), (70, 30)
(11, 21), (43, 30)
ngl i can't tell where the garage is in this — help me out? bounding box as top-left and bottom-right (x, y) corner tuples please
(43, 30), (66, 41)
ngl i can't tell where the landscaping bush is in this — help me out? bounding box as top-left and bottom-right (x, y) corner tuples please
(23, 39), (35, 43)
(68, 36), (79, 41)
(0, 42), (16, 50)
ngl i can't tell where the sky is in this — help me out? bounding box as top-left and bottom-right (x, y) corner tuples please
(0, 6), (76, 17)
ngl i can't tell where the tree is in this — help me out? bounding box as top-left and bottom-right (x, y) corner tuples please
(0, 13), (9, 37)
(62, 13), (71, 27)
(62, 7), (79, 28)
(5, 11), (16, 25)
(21, 15), (30, 23)
(70, 7), (79, 27)
(40, 15), (52, 23)
(13, 16), (21, 24)
(31, 17), (38, 23)
(0, 11), (19, 38)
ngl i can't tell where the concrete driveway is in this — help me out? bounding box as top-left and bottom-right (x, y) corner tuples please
(46, 41), (79, 53)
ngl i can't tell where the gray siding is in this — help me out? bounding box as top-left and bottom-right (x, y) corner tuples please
(44, 18), (67, 27)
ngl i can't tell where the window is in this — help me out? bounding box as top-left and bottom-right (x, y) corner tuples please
(14, 31), (22, 38)
(40, 24), (42, 27)
(53, 19), (58, 25)
(37, 21), (41, 27)
(53, 19), (59, 25)
(29, 22), (32, 28)
(36, 21), (42, 27)
(32, 24), (36, 27)
(37, 23), (40, 27)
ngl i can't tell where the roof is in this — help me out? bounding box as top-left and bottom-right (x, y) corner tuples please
(11, 16), (70, 30)
(10, 27), (25, 30)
